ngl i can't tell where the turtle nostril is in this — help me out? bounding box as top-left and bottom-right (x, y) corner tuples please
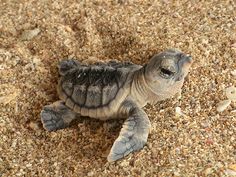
(179, 53), (192, 64)
(186, 55), (193, 63)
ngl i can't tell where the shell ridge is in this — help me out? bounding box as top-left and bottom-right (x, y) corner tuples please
(83, 68), (91, 107)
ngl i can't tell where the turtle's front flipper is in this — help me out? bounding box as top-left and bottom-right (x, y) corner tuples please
(107, 101), (151, 162)
(40, 101), (78, 131)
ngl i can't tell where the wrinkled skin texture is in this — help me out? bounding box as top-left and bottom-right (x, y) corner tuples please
(41, 49), (192, 162)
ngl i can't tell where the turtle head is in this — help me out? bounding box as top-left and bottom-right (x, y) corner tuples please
(144, 49), (192, 98)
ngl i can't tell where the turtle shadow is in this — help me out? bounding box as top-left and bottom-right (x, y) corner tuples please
(94, 21), (153, 64)
(33, 111), (123, 164)
(69, 117), (123, 162)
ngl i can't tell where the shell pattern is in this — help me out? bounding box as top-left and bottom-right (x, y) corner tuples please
(57, 61), (134, 112)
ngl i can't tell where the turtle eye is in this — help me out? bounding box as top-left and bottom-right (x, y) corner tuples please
(160, 68), (175, 78)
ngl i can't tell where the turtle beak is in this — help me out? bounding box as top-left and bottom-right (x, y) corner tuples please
(185, 55), (193, 64)
(179, 53), (193, 67)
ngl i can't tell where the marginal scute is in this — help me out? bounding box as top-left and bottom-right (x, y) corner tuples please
(73, 104), (81, 113)
(65, 97), (75, 109)
(88, 109), (97, 118)
(58, 59), (81, 76)
(57, 84), (67, 101)
(81, 107), (89, 116)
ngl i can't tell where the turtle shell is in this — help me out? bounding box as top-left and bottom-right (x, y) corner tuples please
(57, 60), (135, 116)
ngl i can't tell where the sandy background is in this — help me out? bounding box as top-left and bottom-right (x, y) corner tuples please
(0, 0), (236, 176)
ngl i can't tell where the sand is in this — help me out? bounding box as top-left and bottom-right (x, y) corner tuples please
(0, 0), (236, 176)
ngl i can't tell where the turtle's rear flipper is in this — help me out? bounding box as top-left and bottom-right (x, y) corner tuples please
(40, 101), (78, 131)
(107, 101), (151, 162)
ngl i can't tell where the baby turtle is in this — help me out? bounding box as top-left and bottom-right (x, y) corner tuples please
(41, 49), (192, 162)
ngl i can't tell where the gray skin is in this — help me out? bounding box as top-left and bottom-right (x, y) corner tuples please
(40, 49), (192, 162)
